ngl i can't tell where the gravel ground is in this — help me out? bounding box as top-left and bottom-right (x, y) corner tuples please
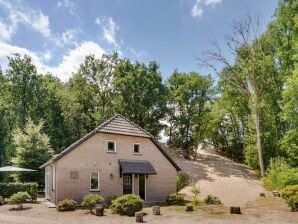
(165, 146), (266, 207)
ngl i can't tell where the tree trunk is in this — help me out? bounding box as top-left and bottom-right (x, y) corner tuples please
(252, 97), (265, 177)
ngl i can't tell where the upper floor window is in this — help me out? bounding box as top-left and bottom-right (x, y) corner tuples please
(107, 141), (116, 153)
(133, 143), (141, 154)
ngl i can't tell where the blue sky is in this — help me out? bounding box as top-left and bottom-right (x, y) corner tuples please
(0, 0), (279, 81)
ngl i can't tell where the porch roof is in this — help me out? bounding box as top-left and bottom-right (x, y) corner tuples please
(119, 160), (157, 175)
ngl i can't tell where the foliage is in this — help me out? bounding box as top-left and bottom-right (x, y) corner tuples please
(11, 119), (53, 187)
(176, 172), (190, 191)
(165, 193), (185, 205)
(57, 199), (77, 212)
(0, 182), (38, 201)
(114, 60), (167, 137)
(0, 196), (4, 205)
(81, 193), (104, 213)
(166, 71), (213, 154)
(264, 158), (298, 190)
(282, 185), (298, 211)
(191, 185), (200, 206)
(204, 195), (222, 205)
(8, 191), (31, 205)
(110, 194), (143, 216)
(105, 195), (119, 208)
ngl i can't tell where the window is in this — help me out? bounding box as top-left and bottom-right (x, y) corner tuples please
(107, 141), (116, 153)
(90, 172), (99, 191)
(133, 144), (141, 154)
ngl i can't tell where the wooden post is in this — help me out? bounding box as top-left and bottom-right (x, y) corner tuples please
(259, 193), (265, 197)
(135, 211), (143, 222)
(230, 207), (241, 214)
(152, 206), (160, 215)
(95, 205), (104, 216)
(272, 191), (280, 197)
(185, 205), (193, 212)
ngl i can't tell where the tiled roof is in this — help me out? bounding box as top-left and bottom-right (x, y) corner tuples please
(40, 114), (180, 171)
(119, 160), (157, 175)
(98, 114), (152, 138)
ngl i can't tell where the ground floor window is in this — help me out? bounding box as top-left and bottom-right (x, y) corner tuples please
(90, 172), (99, 191)
(123, 174), (132, 194)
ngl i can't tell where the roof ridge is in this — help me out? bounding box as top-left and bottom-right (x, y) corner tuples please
(113, 113), (154, 138)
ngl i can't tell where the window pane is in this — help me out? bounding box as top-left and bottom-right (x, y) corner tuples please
(134, 144), (140, 153)
(108, 142), (115, 151)
(91, 172), (99, 190)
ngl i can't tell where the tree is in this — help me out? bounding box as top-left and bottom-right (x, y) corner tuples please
(76, 53), (120, 121)
(198, 15), (275, 176)
(114, 60), (167, 137)
(166, 71), (213, 155)
(12, 119), (53, 186)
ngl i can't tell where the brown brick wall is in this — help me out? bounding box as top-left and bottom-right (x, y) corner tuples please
(48, 133), (177, 203)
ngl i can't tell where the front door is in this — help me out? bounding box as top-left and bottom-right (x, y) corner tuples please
(123, 174), (132, 194)
(139, 174), (145, 200)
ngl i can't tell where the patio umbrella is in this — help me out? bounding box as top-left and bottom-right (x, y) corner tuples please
(0, 166), (36, 172)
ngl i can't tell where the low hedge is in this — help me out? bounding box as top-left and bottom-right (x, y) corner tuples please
(57, 199), (77, 211)
(110, 194), (143, 216)
(282, 185), (298, 211)
(204, 195), (222, 205)
(0, 182), (38, 202)
(165, 193), (185, 205)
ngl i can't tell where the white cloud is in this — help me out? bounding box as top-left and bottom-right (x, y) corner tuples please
(0, 41), (105, 82)
(191, 0), (203, 18)
(95, 16), (120, 48)
(60, 29), (79, 46)
(57, 0), (75, 15)
(205, 0), (222, 7)
(0, 0), (52, 39)
(191, 0), (223, 18)
(0, 20), (14, 41)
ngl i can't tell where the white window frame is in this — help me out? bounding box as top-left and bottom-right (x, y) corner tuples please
(133, 143), (141, 155)
(90, 171), (100, 191)
(107, 140), (116, 153)
(52, 165), (55, 191)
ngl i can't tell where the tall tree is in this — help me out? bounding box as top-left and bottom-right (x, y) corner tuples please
(76, 53), (120, 121)
(166, 71), (213, 155)
(114, 60), (167, 137)
(12, 119), (53, 186)
(198, 15), (276, 176)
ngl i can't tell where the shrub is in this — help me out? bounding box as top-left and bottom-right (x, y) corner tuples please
(177, 172), (190, 191)
(264, 158), (298, 190)
(282, 185), (298, 211)
(57, 199), (77, 212)
(204, 195), (222, 205)
(0, 182), (38, 201)
(81, 193), (104, 213)
(8, 191), (31, 207)
(165, 193), (185, 205)
(110, 194), (143, 216)
(191, 185), (200, 206)
(106, 195), (119, 208)
(0, 196), (4, 205)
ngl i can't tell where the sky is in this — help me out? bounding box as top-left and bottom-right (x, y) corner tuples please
(0, 0), (279, 82)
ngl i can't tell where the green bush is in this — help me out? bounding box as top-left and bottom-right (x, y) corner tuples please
(191, 185), (200, 206)
(204, 195), (222, 205)
(106, 195), (119, 208)
(282, 185), (298, 211)
(81, 193), (104, 213)
(110, 194), (143, 216)
(165, 193), (185, 205)
(8, 192), (31, 205)
(0, 196), (5, 205)
(264, 158), (298, 190)
(0, 182), (38, 201)
(57, 199), (77, 211)
(176, 172), (190, 191)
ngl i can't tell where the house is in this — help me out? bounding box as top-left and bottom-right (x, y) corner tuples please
(40, 114), (180, 204)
